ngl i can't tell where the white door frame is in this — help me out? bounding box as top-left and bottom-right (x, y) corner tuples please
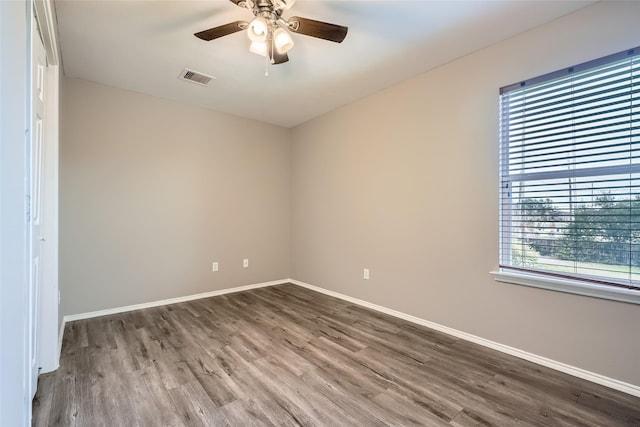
(1, 1), (32, 425)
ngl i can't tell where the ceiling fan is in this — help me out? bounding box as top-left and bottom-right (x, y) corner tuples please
(194, 0), (348, 65)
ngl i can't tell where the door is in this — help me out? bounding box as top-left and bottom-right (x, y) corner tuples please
(29, 13), (47, 399)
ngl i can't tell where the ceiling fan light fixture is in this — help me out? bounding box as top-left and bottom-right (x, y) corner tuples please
(247, 16), (268, 42)
(195, 1), (347, 67)
(273, 27), (294, 54)
(249, 40), (268, 57)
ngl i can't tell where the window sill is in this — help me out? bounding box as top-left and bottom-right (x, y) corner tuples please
(490, 270), (640, 305)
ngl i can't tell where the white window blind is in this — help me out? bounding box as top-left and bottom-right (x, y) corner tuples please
(499, 47), (640, 292)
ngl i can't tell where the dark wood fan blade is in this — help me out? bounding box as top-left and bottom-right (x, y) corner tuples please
(229, 0), (252, 7)
(287, 16), (348, 43)
(194, 21), (248, 41)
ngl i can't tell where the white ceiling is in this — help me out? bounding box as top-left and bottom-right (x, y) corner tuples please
(55, 0), (594, 128)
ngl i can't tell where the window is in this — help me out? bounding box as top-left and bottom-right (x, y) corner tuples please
(496, 47), (640, 304)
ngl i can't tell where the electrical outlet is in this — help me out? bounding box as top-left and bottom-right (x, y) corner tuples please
(243, 259), (249, 268)
(363, 268), (370, 280)
(212, 262), (219, 272)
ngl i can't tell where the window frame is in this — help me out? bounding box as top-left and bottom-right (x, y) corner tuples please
(493, 47), (640, 305)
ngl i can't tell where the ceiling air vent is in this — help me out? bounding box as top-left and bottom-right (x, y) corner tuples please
(178, 68), (214, 86)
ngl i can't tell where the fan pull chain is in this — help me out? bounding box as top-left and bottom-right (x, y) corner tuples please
(270, 32), (276, 65)
(264, 51), (269, 77)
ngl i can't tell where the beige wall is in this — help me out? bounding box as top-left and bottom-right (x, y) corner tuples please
(60, 78), (291, 315)
(291, 1), (640, 386)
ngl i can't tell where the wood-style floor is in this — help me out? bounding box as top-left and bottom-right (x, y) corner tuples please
(33, 283), (640, 426)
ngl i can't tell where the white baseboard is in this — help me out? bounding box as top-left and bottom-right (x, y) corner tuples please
(289, 279), (640, 398)
(63, 279), (288, 323)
